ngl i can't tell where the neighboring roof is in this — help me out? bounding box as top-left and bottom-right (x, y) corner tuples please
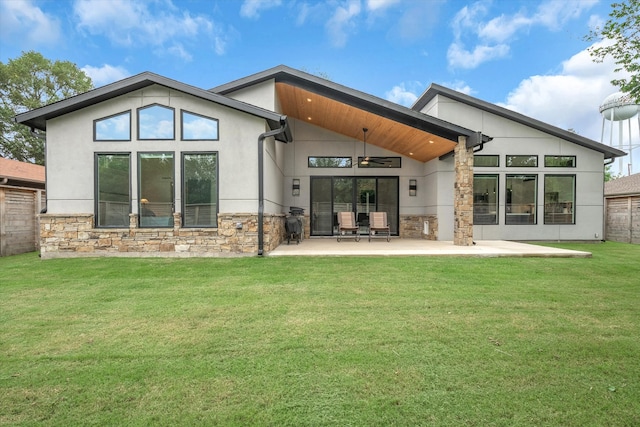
(211, 65), (490, 162)
(414, 83), (627, 160)
(604, 173), (640, 196)
(13, 72), (292, 143)
(0, 157), (45, 184)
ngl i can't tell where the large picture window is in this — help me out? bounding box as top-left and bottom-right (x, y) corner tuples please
(138, 105), (175, 140)
(473, 175), (498, 225)
(506, 175), (537, 224)
(96, 154), (130, 227)
(94, 111), (131, 141)
(182, 153), (218, 227)
(544, 175), (575, 224)
(138, 153), (174, 227)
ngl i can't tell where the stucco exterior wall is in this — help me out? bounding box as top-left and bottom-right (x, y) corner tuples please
(422, 94), (606, 241)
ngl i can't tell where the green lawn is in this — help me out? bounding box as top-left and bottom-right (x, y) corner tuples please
(1, 242), (639, 426)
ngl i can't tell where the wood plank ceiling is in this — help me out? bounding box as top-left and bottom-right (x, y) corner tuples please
(275, 82), (457, 163)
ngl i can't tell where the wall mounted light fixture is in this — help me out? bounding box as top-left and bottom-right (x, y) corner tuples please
(409, 179), (417, 196)
(292, 178), (300, 196)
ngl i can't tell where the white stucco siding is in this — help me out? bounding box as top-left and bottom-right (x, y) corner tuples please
(220, 79), (277, 112)
(45, 84), (272, 216)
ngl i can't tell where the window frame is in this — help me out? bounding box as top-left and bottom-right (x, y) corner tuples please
(357, 156), (402, 168)
(137, 151), (175, 228)
(93, 110), (131, 141)
(137, 104), (175, 140)
(473, 174), (499, 225)
(181, 151), (219, 228)
(544, 174), (576, 225)
(505, 174), (538, 225)
(544, 155), (576, 168)
(94, 152), (131, 228)
(506, 155), (538, 167)
(473, 155), (500, 167)
(180, 110), (219, 141)
(308, 156), (353, 168)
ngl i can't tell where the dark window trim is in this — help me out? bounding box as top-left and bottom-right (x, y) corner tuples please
(94, 152), (132, 228)
(308, 156), (353, 168)
(180, 110), (220, 141)
(473, 174), (499, 225)
(137, 104), (176, 141)
(181, 151), (219, 228)
(544, 174), (576, 225)
(357, 156), (402, 168)
(505, 174), (538, 225)
(473, 154), (500, 167)
(137, 151), (175, 228)
(93, 110), (132, 141)
(506, 155), (538, 167)
(544, 155), (577, 168)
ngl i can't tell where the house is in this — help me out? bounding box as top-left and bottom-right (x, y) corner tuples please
(604, 173), (640, 243)
(0, 157), (46, 256)
(13, 65), (626, 258)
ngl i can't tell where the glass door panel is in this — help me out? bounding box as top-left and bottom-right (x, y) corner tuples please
(333, 178), (354, 235)
(377, 177), (399, 234)
(311, 177), (332, 235)
(356, 178), (375, 233)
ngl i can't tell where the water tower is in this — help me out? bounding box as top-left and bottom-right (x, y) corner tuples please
(599, 92), (640, 176)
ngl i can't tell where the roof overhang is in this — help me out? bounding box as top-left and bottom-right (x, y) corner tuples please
(13, 72), (292, 143)
(414, 83), (627, 160)
(212, 65), (488, 163)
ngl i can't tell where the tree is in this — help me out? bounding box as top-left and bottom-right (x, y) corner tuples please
(585, 0), (640, 103)
(0, 51), (93, 165)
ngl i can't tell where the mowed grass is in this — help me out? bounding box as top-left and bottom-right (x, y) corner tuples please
(1, 242), (639, 426)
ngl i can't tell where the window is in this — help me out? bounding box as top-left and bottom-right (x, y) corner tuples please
(474, 155), (499, 167)
(96, 154), (130, 227)
(308, 157), (352, 168)
(94, 111), (131, 141)
(357, 157), (401, 168)
(183, 153), (218, 227)
(545, 156), (576, 167)
(507, 155), (538, 167)
(181, 111), (219, 140)
(473, 175), (498, 224)
(138, 153), (174, 227)
(544, 175), (575, 224)
(506, 175), (537, 224)
(137, 105), (175, 140)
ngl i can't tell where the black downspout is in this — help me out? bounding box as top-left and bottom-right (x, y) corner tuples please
(257, 119), (289, 256)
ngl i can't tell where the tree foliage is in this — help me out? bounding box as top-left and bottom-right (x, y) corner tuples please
(0, 51), (93, 165)
(585, 0), (640, 103)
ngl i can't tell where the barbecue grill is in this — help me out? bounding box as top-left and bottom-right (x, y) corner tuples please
(285, 207), (304, 244)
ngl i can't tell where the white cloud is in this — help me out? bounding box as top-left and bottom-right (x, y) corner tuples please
(448, 0), (598, 69)
(0, 0), (62, 47)
(499, 41), (628, 142)
(81, 64), (130, 87)
(73, 0), (221, 58)
(366, 0), (401, 12)
(385, 82), (422, 106)
(240, 0), (282, 19)
(326, 0), (362, 47)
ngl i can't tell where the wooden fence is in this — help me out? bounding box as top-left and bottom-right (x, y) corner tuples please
(0, 185), (45, 256)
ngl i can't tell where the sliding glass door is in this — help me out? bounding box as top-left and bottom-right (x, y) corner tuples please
(310, 176), (398, 236)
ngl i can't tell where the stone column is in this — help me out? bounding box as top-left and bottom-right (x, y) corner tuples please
(454, 136), (474, 246)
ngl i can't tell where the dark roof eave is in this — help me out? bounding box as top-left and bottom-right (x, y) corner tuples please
(414, 83), (627, 160)
(13, 72), (292, 142)
(211, 65), (479, 143)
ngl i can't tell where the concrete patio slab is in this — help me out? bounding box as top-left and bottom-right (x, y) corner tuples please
(268, 238), (591, 257)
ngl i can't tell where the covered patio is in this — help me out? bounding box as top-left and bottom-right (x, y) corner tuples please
(268, 238), (591, 257)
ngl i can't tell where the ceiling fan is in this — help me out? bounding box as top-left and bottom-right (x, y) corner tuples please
(361, 127), (392, 166)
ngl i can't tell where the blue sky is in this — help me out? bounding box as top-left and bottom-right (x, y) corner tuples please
(1, 0), (637, 173)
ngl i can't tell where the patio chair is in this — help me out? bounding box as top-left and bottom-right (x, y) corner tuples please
(337, 211), (360, 242)
(368, 211), (390, 242)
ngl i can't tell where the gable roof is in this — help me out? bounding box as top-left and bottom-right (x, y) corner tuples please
(13, 72), (292, 142)
(211, 65), (490, 163)
(0, 157), (45, 186)
(413, 83), (627, 160)
(604, 173), (640, 196)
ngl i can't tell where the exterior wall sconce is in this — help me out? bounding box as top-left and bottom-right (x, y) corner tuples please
(409, 179), (417, 196)
(292, 178), (300, 196)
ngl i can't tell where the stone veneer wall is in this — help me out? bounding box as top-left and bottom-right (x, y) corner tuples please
(400, 215), (438, 240)
(453, 137), (474, 246)
(39, 213), (287, 258)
